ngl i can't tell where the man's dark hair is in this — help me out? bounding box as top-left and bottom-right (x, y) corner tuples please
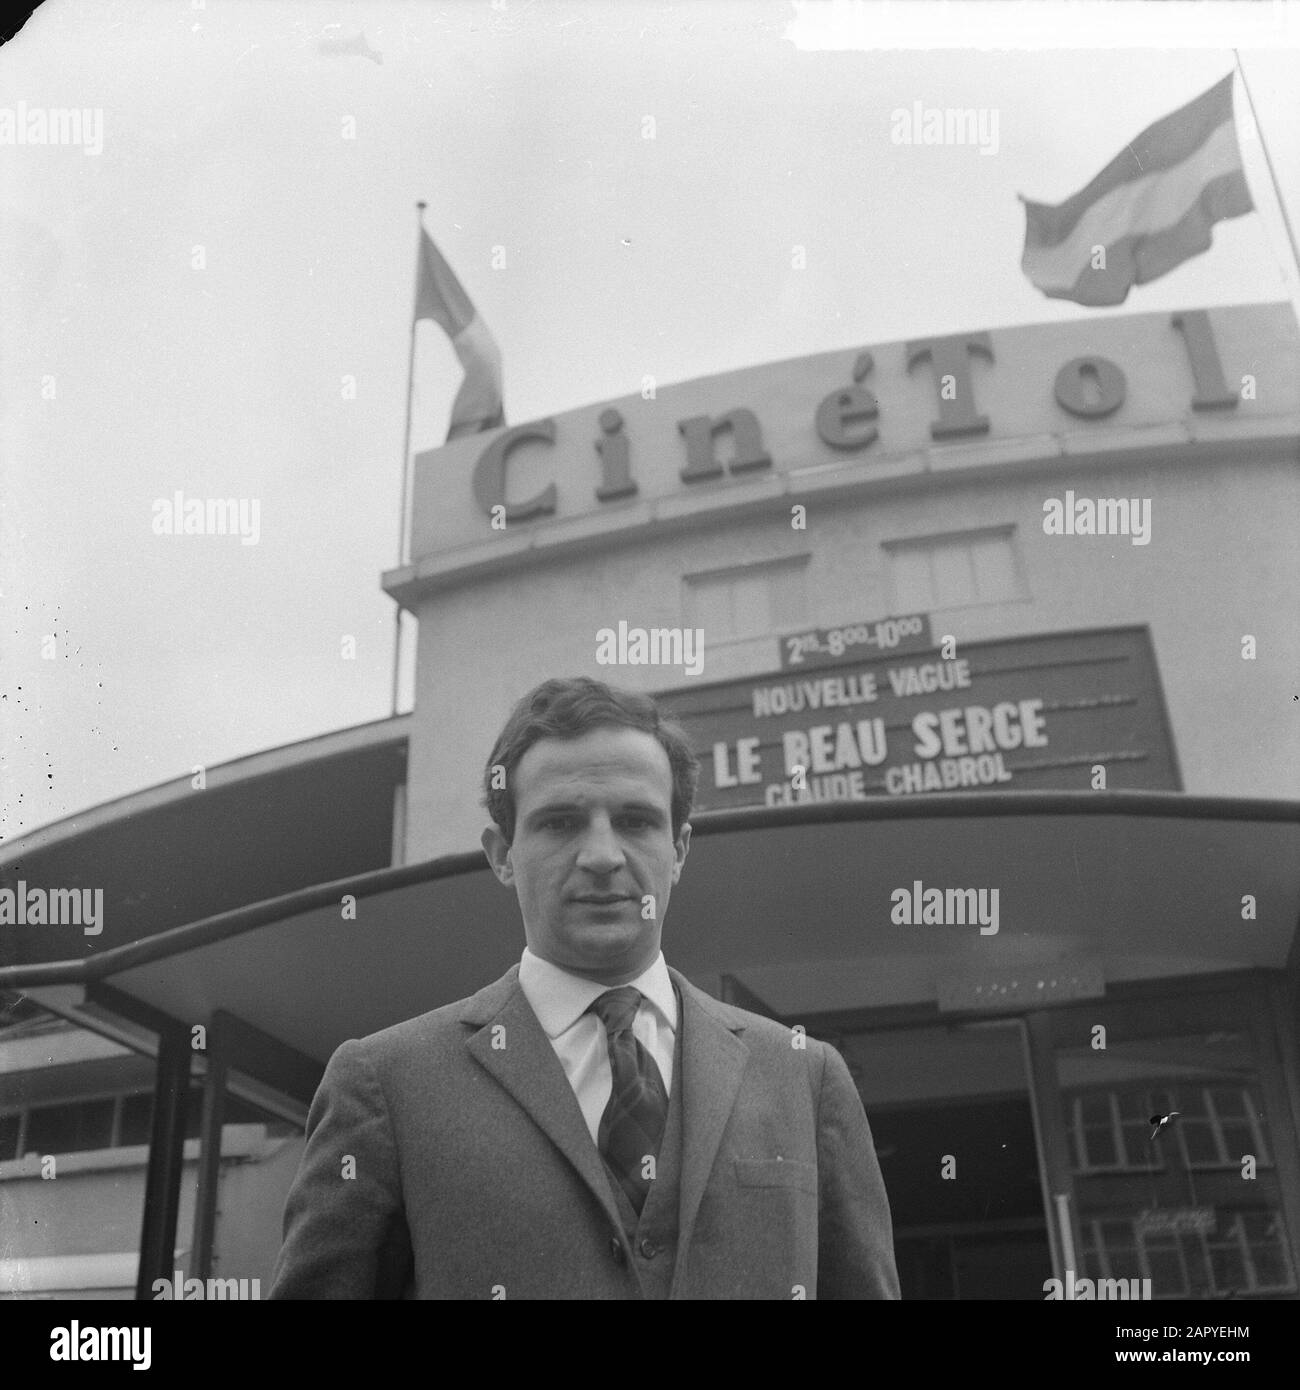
(483, 676), (700, 843)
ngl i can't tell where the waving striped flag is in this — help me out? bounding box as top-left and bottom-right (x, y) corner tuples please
(415, 229), (505, 440)
(1021, 73), (1254, 306)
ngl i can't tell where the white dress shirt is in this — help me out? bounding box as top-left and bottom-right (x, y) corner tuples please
(517, 946), (677, 1146)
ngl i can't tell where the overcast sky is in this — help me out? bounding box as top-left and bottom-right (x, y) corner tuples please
(2, 0), (1297, 842)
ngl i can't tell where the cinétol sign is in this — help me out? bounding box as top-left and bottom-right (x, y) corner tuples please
(659, 627), (1179, 811)
(400, 301), (1295, 578)
(471, 312), (1235, 523)
(403, 303), (1297, 563)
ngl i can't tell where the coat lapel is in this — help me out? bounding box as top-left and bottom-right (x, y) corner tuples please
(461, 966), (625, 1234)
(460, 963), (754, 1294)
(669, 967), (750, 1294)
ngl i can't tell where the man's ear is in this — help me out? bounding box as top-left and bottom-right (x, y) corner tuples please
(481, 824), (514, 885)
(671, 821), (691, 884)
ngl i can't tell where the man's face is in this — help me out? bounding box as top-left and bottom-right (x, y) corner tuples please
(481, 725), (690, 985)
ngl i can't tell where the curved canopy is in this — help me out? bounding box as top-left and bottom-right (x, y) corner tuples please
(6, 793), (1296, 1086)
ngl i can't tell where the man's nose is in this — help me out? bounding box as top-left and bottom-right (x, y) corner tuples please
(575, 817), (626, 873)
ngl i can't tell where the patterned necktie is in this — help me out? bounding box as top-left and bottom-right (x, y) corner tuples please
(589, 986), (669, 1215)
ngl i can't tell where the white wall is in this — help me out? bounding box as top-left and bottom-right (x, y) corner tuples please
(405, 443), (1299, 860)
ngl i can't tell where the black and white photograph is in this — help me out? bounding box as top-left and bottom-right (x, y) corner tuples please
(1, 0), (1297, 1350)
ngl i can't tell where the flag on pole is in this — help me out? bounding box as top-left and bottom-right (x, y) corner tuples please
(1020, 73), (1254, 306)
(414, 229), (505, 440)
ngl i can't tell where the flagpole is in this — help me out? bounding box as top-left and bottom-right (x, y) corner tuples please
(1233, 51), (1300, 302)
(391, 200), (426, 718)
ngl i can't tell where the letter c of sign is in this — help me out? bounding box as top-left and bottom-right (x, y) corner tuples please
(472, 419), (559, 521)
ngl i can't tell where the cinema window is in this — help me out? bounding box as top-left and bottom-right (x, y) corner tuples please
(683, 555), (810, 644)
(884, 526), (1022, 611)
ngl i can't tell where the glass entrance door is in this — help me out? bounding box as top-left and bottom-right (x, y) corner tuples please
(1031, 983), (1300, 1300)
(833, 1018), (1054, 1299)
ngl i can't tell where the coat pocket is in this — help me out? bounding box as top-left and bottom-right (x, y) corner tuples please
(733, 1157), (818, 1194)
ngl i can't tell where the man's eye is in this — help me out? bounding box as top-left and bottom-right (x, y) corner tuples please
(541, 816), (575, 831)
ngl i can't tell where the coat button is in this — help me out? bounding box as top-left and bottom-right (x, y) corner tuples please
(639, 1238), (659, 1259)
(610, 1236), (626, 1264)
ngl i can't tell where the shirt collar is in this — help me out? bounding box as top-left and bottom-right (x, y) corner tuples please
(519, 946), (677, 1038)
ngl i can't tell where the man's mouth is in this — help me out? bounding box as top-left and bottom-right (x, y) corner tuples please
(572, 893), (634, 905)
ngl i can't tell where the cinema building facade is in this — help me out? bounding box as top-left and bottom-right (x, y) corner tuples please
(3, 300), (1298, 1300)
